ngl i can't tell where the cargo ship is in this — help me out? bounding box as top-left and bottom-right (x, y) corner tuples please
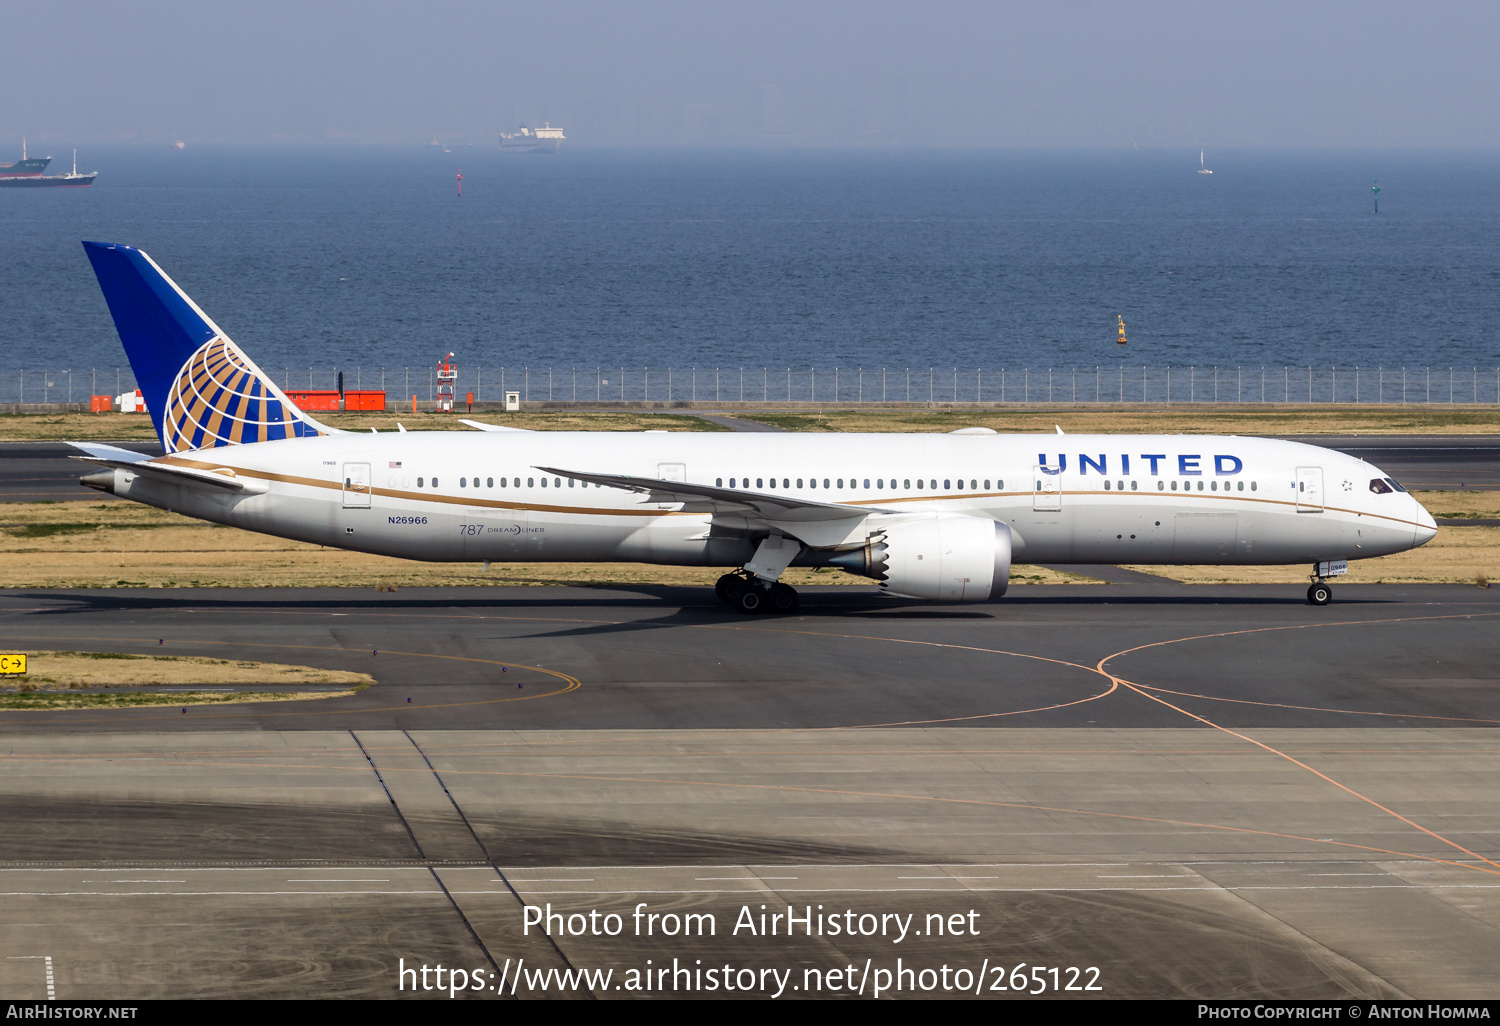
(0, 139), (49, 176)
(0, 147), (96, 188)
(499, 123), (564, 152)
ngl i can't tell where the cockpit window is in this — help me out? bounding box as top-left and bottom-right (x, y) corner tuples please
(1385, 477), (1407, 493)
(1369, 478), (1393, 494)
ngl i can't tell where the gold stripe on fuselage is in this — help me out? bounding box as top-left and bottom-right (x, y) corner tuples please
(148, 455), (1428, 531)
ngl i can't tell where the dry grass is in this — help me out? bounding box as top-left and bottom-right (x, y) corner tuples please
(1121, 525), (1500, 585)
(741, 406), (1500, 436)
(5, 651), (371, 688)
(1412, 490), (1500, 519)
(0, 651), (372, 710)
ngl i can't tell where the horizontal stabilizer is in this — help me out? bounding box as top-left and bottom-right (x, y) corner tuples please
(73, 454), (267, 494)
(66, 441), (155, 464)
(534, 466), (892, 522)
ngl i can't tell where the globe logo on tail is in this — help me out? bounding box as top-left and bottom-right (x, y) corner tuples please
(161, 337), (323, 452)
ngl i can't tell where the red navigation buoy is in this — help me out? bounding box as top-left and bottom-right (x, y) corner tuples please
(456, 170), (463, 197)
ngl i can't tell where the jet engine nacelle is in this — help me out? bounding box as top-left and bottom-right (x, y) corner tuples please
(827, 514), (1011, 602)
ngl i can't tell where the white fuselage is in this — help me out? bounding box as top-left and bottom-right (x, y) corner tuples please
(104, 431), (1437, 571)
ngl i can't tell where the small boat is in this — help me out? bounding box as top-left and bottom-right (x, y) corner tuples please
(1198, 150), (1213, 174)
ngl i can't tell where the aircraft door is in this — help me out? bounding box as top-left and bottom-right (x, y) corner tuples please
(657, 462), (686, 508)
(1296, 466), (1324, 512)
(342, 463), (371, 508)
(1032, 466), (1062, 511)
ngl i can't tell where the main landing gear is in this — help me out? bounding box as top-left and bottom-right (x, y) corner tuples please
(715, 571), (799, 615)
(1306, 582), (1333, 606)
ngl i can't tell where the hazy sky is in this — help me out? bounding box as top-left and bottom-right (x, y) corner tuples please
(9, 1), (1500, 148)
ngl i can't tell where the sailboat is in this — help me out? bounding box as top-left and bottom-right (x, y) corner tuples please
(1198, 150), (1213, 175)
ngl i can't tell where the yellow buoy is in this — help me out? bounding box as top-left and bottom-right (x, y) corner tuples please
(1116, 315), (1127, 346)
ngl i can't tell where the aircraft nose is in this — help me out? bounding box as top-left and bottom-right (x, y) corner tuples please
(1413, 498), (1438, 547)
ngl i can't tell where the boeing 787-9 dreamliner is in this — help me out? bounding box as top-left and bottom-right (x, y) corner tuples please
(71, 242), (1436, 611)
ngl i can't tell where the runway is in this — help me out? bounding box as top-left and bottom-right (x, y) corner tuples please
(1, 585), (1498, 998)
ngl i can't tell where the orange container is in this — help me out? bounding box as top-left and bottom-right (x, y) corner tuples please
(344, 391), (386, 411)
(283, 390), (340, 411)
(90, 395), (112, 413)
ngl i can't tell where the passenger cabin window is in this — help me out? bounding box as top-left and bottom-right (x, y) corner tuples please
(432, 477), (439, 487)
(487, 477), (494, 488)
(417, 477), (424, 488)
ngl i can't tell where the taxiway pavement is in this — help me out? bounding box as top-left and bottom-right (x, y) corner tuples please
(1, 585), (1497, 999)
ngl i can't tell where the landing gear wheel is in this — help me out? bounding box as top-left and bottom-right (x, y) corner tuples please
(715, 573), (740, 604)
(1307, 582), (1332, 606)
(769, 583), (800, 614)
(734, 584), (765, 614)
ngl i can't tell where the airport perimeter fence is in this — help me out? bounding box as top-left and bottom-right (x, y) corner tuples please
(5, 365), (1500, 408)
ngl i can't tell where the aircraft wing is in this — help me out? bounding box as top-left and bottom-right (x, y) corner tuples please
(459, 419), (532, 432)
(534, 466), (893, 522)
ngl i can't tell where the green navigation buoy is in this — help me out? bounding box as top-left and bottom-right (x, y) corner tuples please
(1372, 180), (1381, 213)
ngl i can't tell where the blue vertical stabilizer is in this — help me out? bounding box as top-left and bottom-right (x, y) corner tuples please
(82, 242), (332, 452)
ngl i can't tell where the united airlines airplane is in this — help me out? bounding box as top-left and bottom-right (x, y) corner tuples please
(72, 242), (1436, 611)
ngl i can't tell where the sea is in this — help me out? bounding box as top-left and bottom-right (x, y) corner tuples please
(2, 145), (1499, 402)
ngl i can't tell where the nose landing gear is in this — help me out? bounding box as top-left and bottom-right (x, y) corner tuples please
(715, 571), (800, 614)
(1306, 559), (1347, 605)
